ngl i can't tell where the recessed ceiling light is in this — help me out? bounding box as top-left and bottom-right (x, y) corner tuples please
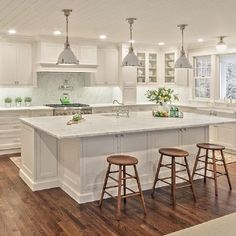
(8, 29), (16, 35)
(198, 38), (204, 42)
(158, 42), (165, 46)
(99, 34), (107, 39)
(54, 30), (61, 35)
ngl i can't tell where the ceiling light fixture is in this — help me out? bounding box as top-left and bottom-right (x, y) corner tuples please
(216, 36), (227, 52)
(198, 38), (204, 42)
(57, 9), (78, 65)
(175, 24), (192, 69)
(122, 18), (140, 66)
(54, 30), (61, 35)
(158, 42), (165, 46)
(8, 29), (16, 35)
(99, 34), (107, 39)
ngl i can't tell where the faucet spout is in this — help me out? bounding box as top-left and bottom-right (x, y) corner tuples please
(113, 99), (124, 105)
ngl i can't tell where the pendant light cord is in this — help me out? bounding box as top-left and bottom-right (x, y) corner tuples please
(130, 21), (133, 49)
(66, 15), (69, 45)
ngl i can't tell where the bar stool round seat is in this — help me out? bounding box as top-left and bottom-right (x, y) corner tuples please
(196, 143), (225, 150)
(159, 148), (189, 157)
(107, 155), (138, 165)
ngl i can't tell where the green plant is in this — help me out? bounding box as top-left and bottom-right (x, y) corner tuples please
(146, 87), (179, 105)
(15, 97), (22, 103)
(4, 97), (12, 103)
(24, 97), (32, 103)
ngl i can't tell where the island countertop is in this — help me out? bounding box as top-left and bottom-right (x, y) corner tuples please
(19, 111), (236, 139)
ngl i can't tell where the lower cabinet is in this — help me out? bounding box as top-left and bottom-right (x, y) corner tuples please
(210, 124), (236, 151)
(0, 109), (53, 155)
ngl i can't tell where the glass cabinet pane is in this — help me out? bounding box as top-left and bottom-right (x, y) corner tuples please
(137, 53), (145, 83)
(148, 53), (157, 83)
(194, 55), (211, 78)
(164, 53), (175, 83)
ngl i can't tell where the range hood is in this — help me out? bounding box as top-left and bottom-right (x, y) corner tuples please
(36, 63), (97, 73)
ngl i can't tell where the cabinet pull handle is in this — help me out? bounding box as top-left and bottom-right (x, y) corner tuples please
(115, 134), (118, 138)
(120, 134), (124, 137)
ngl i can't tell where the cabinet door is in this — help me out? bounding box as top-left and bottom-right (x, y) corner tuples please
(40, 42), (63, 63)
(94, 48), (118, 85)
(17, 43), (33, 85)
(0, 43), (17, 85)
(78, 46), (97, 65)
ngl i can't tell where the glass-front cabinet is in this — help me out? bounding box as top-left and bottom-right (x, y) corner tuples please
(137, 52), (157, 84)
(164, 52), (175, 83)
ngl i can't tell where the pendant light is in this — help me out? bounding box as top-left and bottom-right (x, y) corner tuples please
(57, 9), (78, 65)
(216, 36), (227, 52)
(175, 24), (192, 69)
(122, 18), (140, 66)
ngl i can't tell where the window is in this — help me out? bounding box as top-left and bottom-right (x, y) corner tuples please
(193, 55), (211, 99)
(219, 54), (236, 99)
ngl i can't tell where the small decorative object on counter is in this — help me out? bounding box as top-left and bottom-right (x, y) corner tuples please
(15, 97), (22, 107)
(67, 113), (84, 125)
(4, 97), (12, 107)
(24, 97), (32, 107)
(60, 93), (70, 105)
(146, 87), (179, 118)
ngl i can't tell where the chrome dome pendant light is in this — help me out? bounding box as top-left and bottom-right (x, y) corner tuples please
(175, 24), (192, 69)
(57, 9), (78, 65)
(122, 18), (140, 66)
(216, 36), (227, 52)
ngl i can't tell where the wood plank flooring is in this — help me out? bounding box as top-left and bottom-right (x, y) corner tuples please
(1, 156), (236, 236)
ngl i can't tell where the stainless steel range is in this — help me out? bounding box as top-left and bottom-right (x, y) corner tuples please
(45, 103), (92, 116)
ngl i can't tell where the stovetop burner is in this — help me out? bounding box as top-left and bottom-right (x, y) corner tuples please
(45, 103), (90, 108)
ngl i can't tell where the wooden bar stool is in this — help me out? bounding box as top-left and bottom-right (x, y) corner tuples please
(192, 143), (232, 196)
(99, 154), (147, 220)
(151, 148), (196, 207)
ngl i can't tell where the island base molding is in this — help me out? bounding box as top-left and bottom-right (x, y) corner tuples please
(20, 123), (208, 204)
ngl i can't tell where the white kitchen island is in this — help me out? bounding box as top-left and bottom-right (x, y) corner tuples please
(20, 111), (236, 204)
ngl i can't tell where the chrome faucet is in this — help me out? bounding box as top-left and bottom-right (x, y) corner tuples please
(112, 100), (129, 117)
(113, 99), (124, 105)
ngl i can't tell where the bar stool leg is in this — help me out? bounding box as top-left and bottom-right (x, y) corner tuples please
(220, 150), (232, 190)
(99, 163), (111, 207)
(151, 154), (163, 198)
(212, 150), (218, 196)
(171, 156), (176, 207)
(117, 165), (122, 221)
(123, 165), (127, 204)
(204, 149), (209, 183)
(192, 148), (201, 180)
(133, 165), (147, 216)
(184, 157), (196, 202)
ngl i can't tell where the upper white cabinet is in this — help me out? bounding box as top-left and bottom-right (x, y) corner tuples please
(137, 51), (158, 84)
(77, 46), (97, 65)
(37, 42), (97, 65)
(0, 42), (33, 86)
(92, 47), (118, 85)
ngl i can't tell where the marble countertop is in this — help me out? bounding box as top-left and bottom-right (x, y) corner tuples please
(0, 106), (53, 111)
(20, 111), (236, 139)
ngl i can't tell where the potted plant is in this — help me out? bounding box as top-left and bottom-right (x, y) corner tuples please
(24, 97), (32, 106)
(15, 97), (22, 107)
(146, 87), (179, 117)
(4, 97), (12, 107)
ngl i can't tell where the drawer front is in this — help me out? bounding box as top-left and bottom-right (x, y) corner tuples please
(0, 122), (20, 131)
(0, 111), (29, 117)
(31, 110), (53, 117)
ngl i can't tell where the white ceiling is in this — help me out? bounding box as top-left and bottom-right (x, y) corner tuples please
(0, 0), (236, 46)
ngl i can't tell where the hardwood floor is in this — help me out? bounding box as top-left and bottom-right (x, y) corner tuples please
(1, 156), (236, 236)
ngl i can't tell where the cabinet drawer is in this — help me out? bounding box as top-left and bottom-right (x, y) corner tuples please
(0, 135), (20, 145)
(0, 122), (20, 131)
(0, 142), (21, 151)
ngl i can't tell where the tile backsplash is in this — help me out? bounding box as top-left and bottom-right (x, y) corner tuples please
(0, 72), (121, 106)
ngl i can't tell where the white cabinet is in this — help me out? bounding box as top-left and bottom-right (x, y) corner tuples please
(39, 42), (63, 63)
(78, 46), (97, 65)
(92, 48), (118, 85)
(0, 108), (53, 155)
(137, 52), (158, 84)
(0, 42), (33, 86)
(210, 124), (236, 150)
(38, 42), (97, 65)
